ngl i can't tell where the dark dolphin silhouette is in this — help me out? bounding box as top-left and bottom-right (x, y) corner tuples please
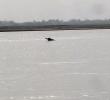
(45, 38), (55, 41)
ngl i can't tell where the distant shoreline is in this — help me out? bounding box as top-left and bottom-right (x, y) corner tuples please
(0, 25), (110, 32)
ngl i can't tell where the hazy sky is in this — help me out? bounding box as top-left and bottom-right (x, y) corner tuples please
(0, 0), (110, 21)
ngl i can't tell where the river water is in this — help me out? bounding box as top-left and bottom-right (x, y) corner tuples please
(0, 29), (110, 99)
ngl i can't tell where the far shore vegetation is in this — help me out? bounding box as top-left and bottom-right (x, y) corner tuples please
(0, 19), (110, 32)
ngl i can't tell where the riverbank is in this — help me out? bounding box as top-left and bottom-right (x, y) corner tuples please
(0, 24), (110, 32)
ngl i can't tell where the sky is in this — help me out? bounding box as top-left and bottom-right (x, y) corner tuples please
(0, 0), (110, 22)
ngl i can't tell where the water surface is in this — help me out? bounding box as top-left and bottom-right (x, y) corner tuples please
(0, 29), (110, 99)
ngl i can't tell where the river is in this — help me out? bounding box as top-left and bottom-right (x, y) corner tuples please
(0, 29), (110, 99)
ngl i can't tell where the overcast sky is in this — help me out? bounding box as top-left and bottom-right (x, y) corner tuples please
(0, 0), (110, 22)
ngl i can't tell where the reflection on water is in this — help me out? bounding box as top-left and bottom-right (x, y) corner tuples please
(0, 29), (110, 99)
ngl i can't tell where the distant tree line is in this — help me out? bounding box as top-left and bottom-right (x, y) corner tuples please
(0, 19), (110, 32)
(0, 19), (110, 26)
